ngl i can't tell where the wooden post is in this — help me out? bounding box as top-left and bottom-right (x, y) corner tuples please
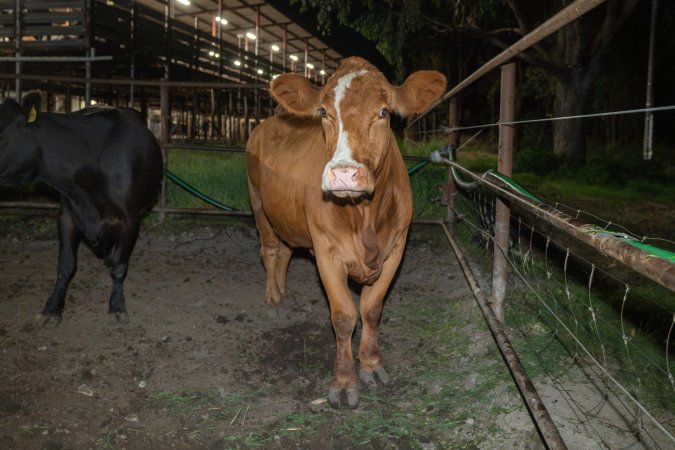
(446, 96), (459, 226)
(491, 62), (516, 322)
(159, 81), (170, 213)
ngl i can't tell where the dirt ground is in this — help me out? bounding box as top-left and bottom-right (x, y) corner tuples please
(0, 213), (666, 449)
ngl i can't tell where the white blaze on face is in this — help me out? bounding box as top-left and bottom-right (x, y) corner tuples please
(322, 69), (368, 191)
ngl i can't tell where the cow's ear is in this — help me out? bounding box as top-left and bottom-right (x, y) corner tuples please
(22, 91), (42, 123)
(270, 74), (321, 116)
(393, 71), (446, 116)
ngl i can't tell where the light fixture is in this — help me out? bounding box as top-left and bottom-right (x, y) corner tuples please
(320, 69), (326, 75)
(306, 63), (314, 69)
(208, 50), (215, 56)
(234, 60), (242, 66)
(289, 54), (298, 61)
(176, 0), (190, 6)
(271, 44), (280, 52)
(272, 74), (279, 79)
(257, 69), (264, 75)
(215, 53), (220, 58)
(215, 16), (227, 25)
(90, 100), (97, 105)
(246, 32), (257, 40)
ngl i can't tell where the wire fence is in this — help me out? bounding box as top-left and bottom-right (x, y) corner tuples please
(445, 166), (675, 448)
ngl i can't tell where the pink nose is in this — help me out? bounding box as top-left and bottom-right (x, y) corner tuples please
(328, 164), (361, 191)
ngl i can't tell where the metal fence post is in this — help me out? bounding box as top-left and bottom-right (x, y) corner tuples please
(491, 62), (516, 321)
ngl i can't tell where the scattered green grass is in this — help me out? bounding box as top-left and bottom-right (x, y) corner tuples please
(451, 206), (675, 416)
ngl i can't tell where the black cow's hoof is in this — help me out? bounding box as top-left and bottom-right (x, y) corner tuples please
(108, 312), (129, 324)
(328, 386), (359, 409)
(35, 313), (62, 327)
(361, 367), (391, 389)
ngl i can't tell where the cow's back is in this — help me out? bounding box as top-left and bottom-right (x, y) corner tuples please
(247, 113), (325, 248)
(38, 108), (163, 215)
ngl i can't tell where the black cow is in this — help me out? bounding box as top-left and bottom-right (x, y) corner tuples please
(0, 93), (163, 323)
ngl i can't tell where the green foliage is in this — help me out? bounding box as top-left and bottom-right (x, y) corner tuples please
(513, 147), (558, 175)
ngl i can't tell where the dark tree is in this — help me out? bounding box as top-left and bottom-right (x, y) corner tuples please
(293, 0), (643, 164)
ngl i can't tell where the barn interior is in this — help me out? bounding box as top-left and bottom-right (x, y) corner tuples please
(0, 0), (347, 143)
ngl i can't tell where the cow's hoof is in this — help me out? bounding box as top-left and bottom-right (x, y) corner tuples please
(359, 367), (391, 390)
(264, 294), (283, 305)
(328, 386), (359, 409)
(35, 313), (62, 327)
(108, 312), (129, 324)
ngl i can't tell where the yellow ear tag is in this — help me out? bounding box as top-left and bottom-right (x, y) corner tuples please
(28, 105), (37, 123)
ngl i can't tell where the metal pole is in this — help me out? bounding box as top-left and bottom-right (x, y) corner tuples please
(282, 26), (287, 72)
(130, 0), (136, 107)
(14, 0), (21, 98)
(446, 97), (459, 226)
(441, 223), (568, 450)
(85, 48), (95, 105)
(304, 40), (308, 78)
(643, 0), (658, 161)
(491, 63), (516, 321)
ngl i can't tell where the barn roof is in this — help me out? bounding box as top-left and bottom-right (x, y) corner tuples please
(0, 0), (349, 83)
(154, 0), (344, 75)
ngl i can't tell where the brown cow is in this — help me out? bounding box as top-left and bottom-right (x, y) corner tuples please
(247, 57), (446, 409)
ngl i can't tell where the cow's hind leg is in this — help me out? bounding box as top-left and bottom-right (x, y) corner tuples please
(104, 220), (140, 324)
(39, 209), (81, 325)
(357, 242), (406, 390)
(248, 179), (288, 304)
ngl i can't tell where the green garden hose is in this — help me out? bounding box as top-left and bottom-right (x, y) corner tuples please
(166, 170), (238, 211)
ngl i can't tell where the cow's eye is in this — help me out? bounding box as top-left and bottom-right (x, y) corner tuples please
(319, 107), (327, 118)
(379, 108), (388, 118)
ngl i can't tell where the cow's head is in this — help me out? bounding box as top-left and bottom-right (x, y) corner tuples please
(0, 92), (42, 183)
(270, 57), (446, 198)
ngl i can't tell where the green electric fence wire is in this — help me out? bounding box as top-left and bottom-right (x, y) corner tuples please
(488, 172), (675, 263)
(166, 170), (238, 211)
(584, 226), (675, 263)
(486, 169), (542, 204)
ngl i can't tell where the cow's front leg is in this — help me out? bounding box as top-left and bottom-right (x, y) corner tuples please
(316, 254), (359, 409)
(104, 220), (140, 324)
(358, 241), (406, 390)
(39, 209), (81, 325)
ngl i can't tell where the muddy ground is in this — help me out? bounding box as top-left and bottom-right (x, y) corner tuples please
(0, 213), (663, 449)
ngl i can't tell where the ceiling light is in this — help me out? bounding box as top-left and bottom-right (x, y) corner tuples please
(215, 16), (227, 25)
(177, 0), (190, 6)
(272, 74), (279, 79)
(320, 69), (326, 75)
(246, 32), (257, 40)
(215, 53), (220, 58)
(208, 50), (214, 56)
(306, 63), (314, 69)
(289, 54), (298, 61)
(271, 44), (280, 52)
(234, 60), (242, 66)
(257, 69), (264, 75)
